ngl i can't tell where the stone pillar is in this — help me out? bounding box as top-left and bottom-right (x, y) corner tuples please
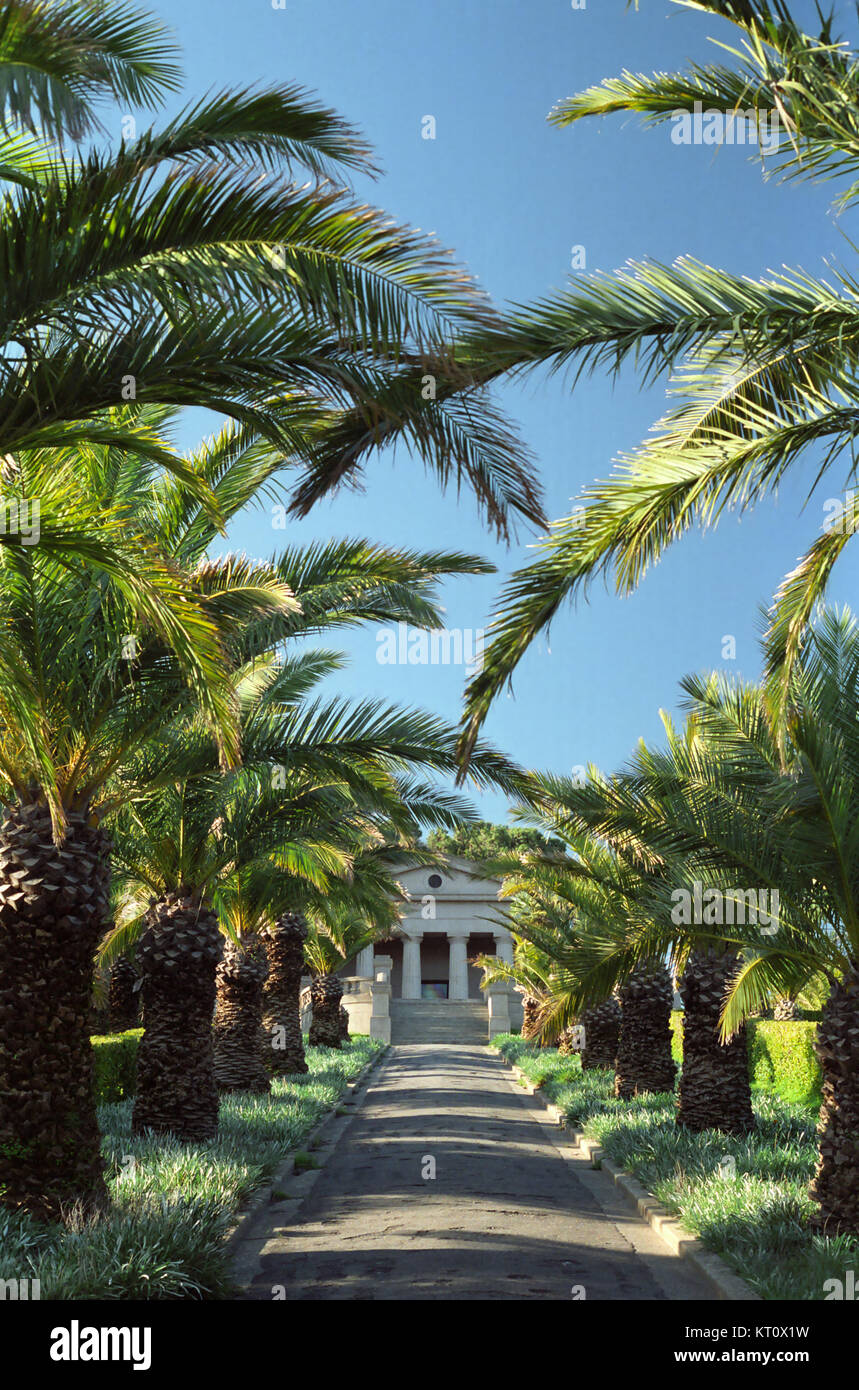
(449, 936), (469, 1001)
(487, 981), (511, 1038)
(493, 932), (514, 966)
(402, 933), (423, 1000)
(369, 955), (391, 1043)
(356, 944), (375, 978)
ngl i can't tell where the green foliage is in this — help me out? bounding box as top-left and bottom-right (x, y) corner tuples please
(457, 0), (859, 760)
(749, 1021), (821, 1106)
(426, 820), (565, 861)
(670, 1012), (820, 1104)
(670, 1009), (683, 1066)
(90, 1029), (142, 1105)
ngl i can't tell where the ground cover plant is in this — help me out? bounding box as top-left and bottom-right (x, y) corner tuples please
(0, 1036), (382, 1299)
(492, 1034), (858, 1300)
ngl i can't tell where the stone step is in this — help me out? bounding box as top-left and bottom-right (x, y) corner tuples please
(389, 1000), (488, 1043)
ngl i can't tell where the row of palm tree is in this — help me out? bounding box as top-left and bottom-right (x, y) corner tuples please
(0, 0), (540, 1225)
(481, 606), (859, 1232)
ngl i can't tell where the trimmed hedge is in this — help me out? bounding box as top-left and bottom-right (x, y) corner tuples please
(90, 1029), (142, 1104)
(669, 1011), (821, 1106)
(749, 1021), (821, 1105)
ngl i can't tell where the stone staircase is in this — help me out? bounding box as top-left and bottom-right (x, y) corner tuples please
(389, 999), (488, 1044)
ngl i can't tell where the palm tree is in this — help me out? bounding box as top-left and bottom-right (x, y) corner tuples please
(526, 607), (859, 1222)
(580, 997), (622, 1072)
(0, 2), (544, 542)
(676, 948), (754, 1135)
(614, 961), (676, 1100)
(212, 864), (283, 1094)
(0, 395), (518, 1213)
(518, 755), (760, 1133)
(458, 0), (859, 761)
(107, 955), (139, 1033)
(262, 910), (310, 1077)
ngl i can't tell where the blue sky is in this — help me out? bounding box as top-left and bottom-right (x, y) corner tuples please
(153, 0), (857, 819)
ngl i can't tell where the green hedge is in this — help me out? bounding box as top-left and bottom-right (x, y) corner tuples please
(670, 1011), (821, 1106)
(90, 1029), (142, 1104)
(749, 1021), (821, 1105)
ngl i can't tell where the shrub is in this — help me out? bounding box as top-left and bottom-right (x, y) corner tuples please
(90, 1030), (142, 1105)
(749, 1021), (821, 1106)
(669, 1012), (821, 1106)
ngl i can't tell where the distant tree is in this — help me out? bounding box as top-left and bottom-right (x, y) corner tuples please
(426, 821), (565, 862)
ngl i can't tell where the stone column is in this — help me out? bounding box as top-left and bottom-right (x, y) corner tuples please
(487, 982), (511, 1038)
(402, 933), (423, 999)
(369, 955), (391, 1043)
(449, 936), (469, 1000)
(493, 932), (514, 966)
(356, 944), (375, 978)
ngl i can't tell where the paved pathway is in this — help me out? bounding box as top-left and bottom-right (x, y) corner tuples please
(233, 1044), (712, 1301)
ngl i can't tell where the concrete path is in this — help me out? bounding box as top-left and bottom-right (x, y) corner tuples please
(233, 1044), (712, 1301)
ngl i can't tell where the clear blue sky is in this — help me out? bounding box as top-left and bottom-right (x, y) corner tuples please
(152, 0), (857, 818)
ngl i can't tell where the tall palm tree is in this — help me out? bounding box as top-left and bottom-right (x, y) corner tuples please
(523, 608), (859, 1222)
(458, 0), (859, 760)
(522, 753), (762, 1130)
(614, 961), (676, 1101)
(212, 863), (286, 1095)
(262, 910), (310, 1077)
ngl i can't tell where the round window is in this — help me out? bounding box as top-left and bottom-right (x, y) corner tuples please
(428, 873), (443, 889)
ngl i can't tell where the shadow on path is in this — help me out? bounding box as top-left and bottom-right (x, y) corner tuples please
(236, 1044), (712, 1301)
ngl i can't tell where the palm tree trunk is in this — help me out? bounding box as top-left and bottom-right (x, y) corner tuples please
(0, 803), (110, 1222)
(309, 973), (344, 1048)
(773, 995), (800, 1021)
(108, 955), (140, 1032)
(676, 948), (754, 1135)
(338, 1003), (350, 1042)
(615, 962), (677, 1098)
(131, 893), (223, 1140)
(810, 970), (859, 1231)
(558, 1025), (581, 1056)
(521, 992), (541, 1041)
(581, 995), (621, 1070)
(213, 937), (271, 1094)
(261, 912), (308, 1075)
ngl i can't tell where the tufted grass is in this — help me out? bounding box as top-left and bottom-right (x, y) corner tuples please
(0, 1037), (383, 1300)
(491, 1033), (859, 1300)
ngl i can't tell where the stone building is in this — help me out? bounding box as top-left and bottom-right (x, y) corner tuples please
(342, 857), (522, 1043)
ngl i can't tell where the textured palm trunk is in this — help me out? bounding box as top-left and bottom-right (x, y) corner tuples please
(581, 995), (621, 1070)
(108, 955), (140, 1033)
(338, 1003), (350, 1042)
(810, 970), (859, 1231)
(521, 992), (541, 1041)
(132, 893), (223, 1140)
(614, 962), (677, 1099)
(261, 912), (308, 1075)
(0, 803), (110, 1222)
(309, 973), (344, 1048)
(213, 937), (271, 1094)
(773, 996), (800, 1021)
(676, 948), (754, 1134)
(558, 1025), (582, 1057)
